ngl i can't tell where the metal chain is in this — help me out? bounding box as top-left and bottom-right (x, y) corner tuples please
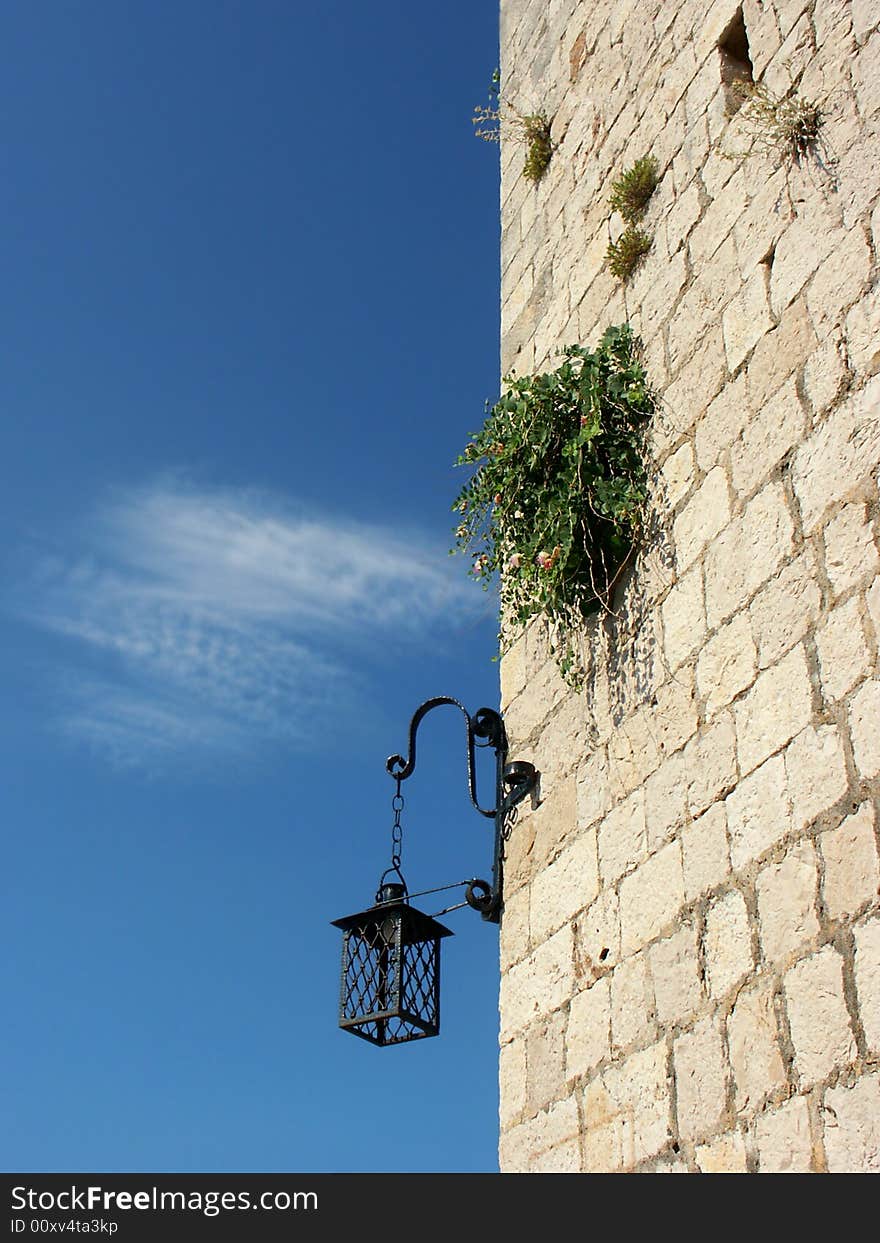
(390, 778), (404, 870)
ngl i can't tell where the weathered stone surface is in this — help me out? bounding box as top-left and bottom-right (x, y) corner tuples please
(602, 1039), (673, 1165)
(661, 564), (706, 671)
(526, 1009), (569, 1113)
(704, 887), (753, 999)
(754, 1095), (814, 1172)
(684, 711), (737, 817)
(748, 552), (822, 670)
(849, 678), (880, 778)
(567, 976), (611, 1080)
(816, 596), (871, 703)
(674, 1017), (729, 1144)
(611, 950), (653, 1052)
(756, 841), (820, 964)
(823, 502), (879, 598)
(695, 1130), (749, 1172)
(704, 482), (796, 627)
(619, 840), (685, 956)
(823, 1073), (880, 1172)
(854, 915), (880, 1055)
(681, 802), (731, 900)
(734, 644), (814, 776)
(820, 803), (880, 923)
(784, 945), (857, 1087)
(530, 827), (600, 943)
(728, 978), (786, 1116)
(696, 612), (757, 716)
(726, 754), (792, 870)
(785, 724), (849, 833)
(650, 923), (702, 1027)
(729, 376), (805, 498)
(674, 465), (732, 571)
(792, 377), (880, 534)
(722, 266), (774, 371)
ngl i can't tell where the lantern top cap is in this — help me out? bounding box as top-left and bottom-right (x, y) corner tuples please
(331, 898), (454, 940)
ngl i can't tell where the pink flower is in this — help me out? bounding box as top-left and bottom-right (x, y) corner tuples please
(536, 550), (552, 569)
(507, 552), (522, 570)
(493, 493), (503, 505)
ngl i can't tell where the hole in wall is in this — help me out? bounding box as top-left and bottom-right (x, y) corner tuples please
(718, 8), (754, 114)
(598, 946), (609, 961)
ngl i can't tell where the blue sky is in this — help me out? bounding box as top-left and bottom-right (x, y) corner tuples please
(0, 1), (511, 1172)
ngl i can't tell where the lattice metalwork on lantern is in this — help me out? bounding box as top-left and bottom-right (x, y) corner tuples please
(332, 883), (452, 1046)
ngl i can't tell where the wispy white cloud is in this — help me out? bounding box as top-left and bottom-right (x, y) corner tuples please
(18, 478), (480, 769)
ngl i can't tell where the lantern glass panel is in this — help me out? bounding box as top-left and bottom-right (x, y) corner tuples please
(332, 900), (453, 1046)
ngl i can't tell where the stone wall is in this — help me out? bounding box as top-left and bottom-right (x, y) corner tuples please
(497, 0), (880, 1171)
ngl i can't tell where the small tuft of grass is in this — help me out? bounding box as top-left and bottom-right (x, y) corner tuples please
(606, 226), (652, 282)
(608, 156), (659, 222)
(726, 81), (824, 162)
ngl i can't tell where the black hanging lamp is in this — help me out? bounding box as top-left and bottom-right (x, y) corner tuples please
(332, 697), (538, 1046)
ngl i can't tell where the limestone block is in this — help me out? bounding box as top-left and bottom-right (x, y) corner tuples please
(704, 886), (753, 999)
(682, 802), (731, 900)
(695, 372), (749, 471)
(530, 827), (600, 943)
(792, 377), (880, 535)
(695, 1129), (748, 1172)
(663, 325), (729, 437)
(530, 1138), (581, 1172)
(666, 238), (740, 372)
(756, 841), (820, 964)
(820, 803), (880, 923)
(674, 465), (732, 571)
(845, 292), (880, 379)
(704, 481), (795, 627)
(598, 788), (647, 886)
(754, 1095), (814, 1172)
(575, 888), (621, 984)
(742, 0), (782, 76)
(728, 978), (786, 1116)
(674, 1016), (729, 1144)
(726, 753), (792, 871)
(500, 884), (530, 972)
(689, 167), (749, 269)
(769, 198), (842, 318)
(500, 923), (575, 1036)
(849, 678), (880, 779)
(852, 0), (880, 44)
(722, 266), (775, 372)
(637, 250), (690, 343)
(806, 229), (873, 334)
(619, 839), (685, 956)
(661, 564), (706, 671)
(734, 168), (792, 280)
(696, 612), (757, 716)
(802, 333), (848, 419)
(644, 750), (689, 851)
(649, 923), (703, 1027)
(784, 945), (857, 1087)
(854, 915), (880, 1055)
(566, 976), (611, 1080)
(664, 180), (703, 256)
(824, 502), (879, 598)
(500, 633), (528, 709)
(685, 711), (738, 818)
(785, 723), (849, 833)
(745, 298), (816, 410)
(577, 746), (612, 830)
(582, 1115), (625, 1173)
(526, 1008), (569, 1113)
(650, 672), (700, 761)
(763, 12), (815, 96)
(869, 577), (880, 644)
(499, 1036), (528, 1126)
(611, 950), (653, 1052)
(734, 643), (813, 776)
(749, 552), (822, 670)
(730, 376), (805, 498)
(659, 439), (696, 511)
(853, 30), (880, 119)
(603, 1039), (672, 1165)
(823, 1073), (880, 1171)
(816, 596), (871, 703)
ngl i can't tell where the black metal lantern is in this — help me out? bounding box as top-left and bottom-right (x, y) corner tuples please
(332, 698), (538, 1046)
(332, 882), (453, 1046)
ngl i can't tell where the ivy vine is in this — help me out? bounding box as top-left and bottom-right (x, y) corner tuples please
(452, 324), (656, 684)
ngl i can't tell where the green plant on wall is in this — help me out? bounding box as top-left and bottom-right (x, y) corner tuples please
(608, 155), (659, 222)
(452, 325), (655, 684)
(606, 226), (653, 282)
(605, 156), (659, 282)
(473, 68), (554, 184)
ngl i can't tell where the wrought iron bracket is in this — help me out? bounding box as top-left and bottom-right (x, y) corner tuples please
(385, 697), (538, 923)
